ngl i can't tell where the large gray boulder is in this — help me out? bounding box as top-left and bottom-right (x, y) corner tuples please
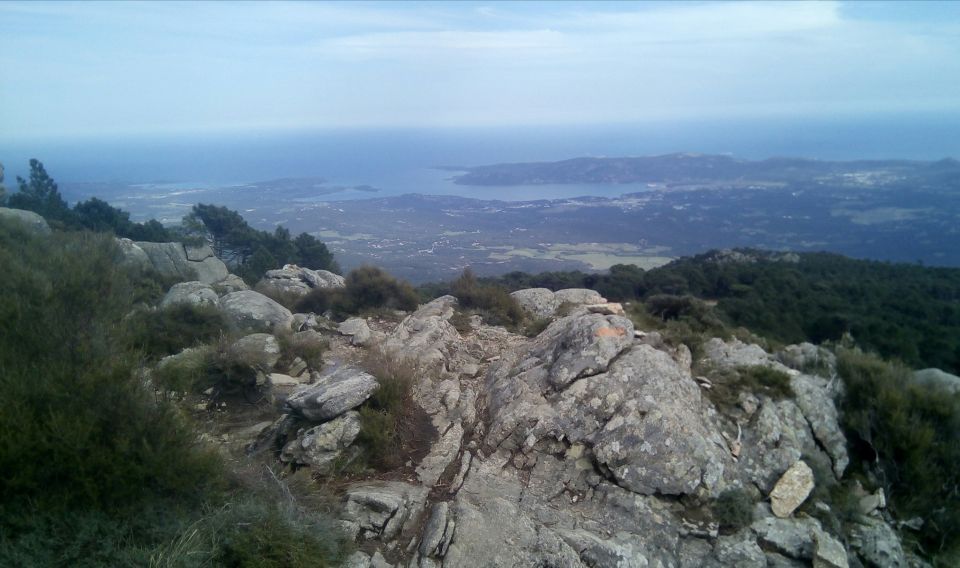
(159, 281), (218, 309)
(912, 368), (960, 394)
(118, 239), (229, 284)
(218, 290), (293, 332)
(0, 207), (51, 235)
(485, 313), (728, 496)
(257, 264), (344, 298)
(285, 365), (379, 422)
(510, 287), (606, 319)
(228, 333), (281, 370)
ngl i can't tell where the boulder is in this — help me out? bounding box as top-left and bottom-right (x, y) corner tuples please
(813, 529), (849, 568)
(339, 317), (373, 347)
(510, 287), (608, 319)
(751, 515), (822, 560)
(285, 365), (378, 422)
(0, 207), (51, 235)
(219, 290), (293, 332)
(212, 274), (249, 295)
(714, 531), (766, 567)
(779, 343), (836, 375)
(340, 482), (429, 541)
(912, 368), (960, 394)
(770, 460), (815, 518)
(159, 281), (218, 309)
(257, 264), (344, 298)
(280, 411), (361, 471)
(510, 288), (557, 319)
(228, 333), (281, 369)
(789, 374), (848, 477)
(129, 241), (229, 284)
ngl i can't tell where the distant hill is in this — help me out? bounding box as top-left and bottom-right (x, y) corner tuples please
(453, 153), (960, 185)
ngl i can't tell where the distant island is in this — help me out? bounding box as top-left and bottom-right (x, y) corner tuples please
(453, 153), (960, 186)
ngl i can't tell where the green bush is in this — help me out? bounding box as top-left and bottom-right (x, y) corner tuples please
(837, 347), (960, 559)
(296, 266), (419, 318)
(712, 488), (755, 531)
(0, 218), (347, 566)
(0, 222), (223, 511)
(736, 365), (794, 399)
(275, 329), (328, 370)
(450, 268), (524, 329)
(126, 303), (227, 360)
(353, 349), (436, 472)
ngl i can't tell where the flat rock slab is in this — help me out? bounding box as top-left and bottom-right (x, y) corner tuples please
(770, 460), (815, 518)
(285, 365), (379, 422)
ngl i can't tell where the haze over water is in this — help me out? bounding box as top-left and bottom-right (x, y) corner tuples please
(4, 112), (959, 203)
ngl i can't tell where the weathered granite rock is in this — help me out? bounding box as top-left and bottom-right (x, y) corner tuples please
(702, 337), (778, 370)
(713, 531), (766, 567)
(219, 290), (293, 332)
(813, 529), (849, 568)
(159, 281), (218, 309)
(285, 365), (378, 422)
(779, 342), (836, 375)
(510, 287), (607, 319)
(770, 460), (815, 518)
(912, 368), (960, 394)
(257, 264), (344, 298)
(280, 411), (361, 471)
(211, 274), (249, 294)
(340, 482), (429, 541)
(0, 207), (51, 234)
(752, 515), (822, 559)
(339, 317), (373, 346)
(486, 313), (728, 496)
(383, 296), (461, 369)
(849, 517), (906, 568)
(228, 333), (281, 370)
(126, 241), (229, 284)
(790, 374), (849, 477)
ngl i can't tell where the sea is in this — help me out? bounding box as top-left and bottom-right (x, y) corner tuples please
(3, 112), (959, 203)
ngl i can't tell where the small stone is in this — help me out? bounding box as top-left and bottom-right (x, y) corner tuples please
(770, 460), (815, 518)
(813, 529), (849, 568)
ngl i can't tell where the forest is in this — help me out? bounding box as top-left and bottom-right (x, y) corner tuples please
(475, 250), (960, 374)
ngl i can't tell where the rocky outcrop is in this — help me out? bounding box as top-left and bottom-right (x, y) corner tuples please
(0, 207), (51, 234)
(256, 264), (344, 298)
(486, 313), (728, 496)
(159, 281), (218, 309)
(280, 411), (361, 471)
(912, 367), (960, 394)
(205, 289), (912, 568)
(218, 290), (293, 332)
(383, 296), (463, 370)
(285, 366), (378, 422)
(510, 287), (607, 319)
(119, 239), (230, 284)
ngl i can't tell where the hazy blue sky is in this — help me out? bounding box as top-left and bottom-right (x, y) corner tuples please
(2, 1), (959, 139)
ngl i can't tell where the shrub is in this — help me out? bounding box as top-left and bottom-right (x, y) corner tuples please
(0, 222), (224, 515)
(126, 303), (228, 360)
(275, 329), (328, 370)
(837, 347), (960, 559)
(353, 349), (437, 471)
(712, 488), (755, 531)
(451, 268), (525, 329)
(295, 266), (418, 318)
(736, 365), (794, 399)
(523, 317), (553, 338)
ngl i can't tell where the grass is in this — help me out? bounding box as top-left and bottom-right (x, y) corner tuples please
(349, 349), (437, 473)
(711, 488), (755, 532)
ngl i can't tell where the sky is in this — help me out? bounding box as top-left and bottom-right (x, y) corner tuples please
(1, 1), (959, 139)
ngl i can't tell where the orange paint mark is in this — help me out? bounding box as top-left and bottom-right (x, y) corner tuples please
(595, 327), (627, 338)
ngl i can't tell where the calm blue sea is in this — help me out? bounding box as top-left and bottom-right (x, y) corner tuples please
(3, 113), (959, 202)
